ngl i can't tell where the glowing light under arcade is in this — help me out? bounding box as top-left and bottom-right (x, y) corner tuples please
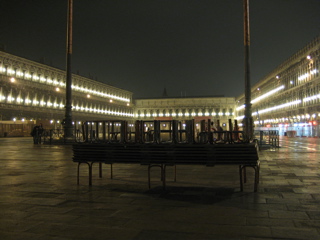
(236, 85), (285, 111)
(2, 67), (131, 103)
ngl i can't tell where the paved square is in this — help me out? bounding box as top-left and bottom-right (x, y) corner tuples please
(0, 137), (320, 239)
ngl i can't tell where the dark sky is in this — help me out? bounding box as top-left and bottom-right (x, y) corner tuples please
(1, 0), (319, 99)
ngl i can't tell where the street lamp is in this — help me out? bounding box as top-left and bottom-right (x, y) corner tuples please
(63, 0), (73, 138)
(242, 0), (254, 141)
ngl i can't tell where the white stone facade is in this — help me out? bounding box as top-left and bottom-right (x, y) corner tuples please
(236, 36), (320, 137)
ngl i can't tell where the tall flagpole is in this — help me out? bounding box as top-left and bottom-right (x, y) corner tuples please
(243, 0), (253, 141)
(64, 0), (73, 138)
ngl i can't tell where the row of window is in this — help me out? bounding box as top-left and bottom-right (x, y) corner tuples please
(135, 108), (234, 118)
(0, 56), (132, 103)
(0, 87), (133, 117)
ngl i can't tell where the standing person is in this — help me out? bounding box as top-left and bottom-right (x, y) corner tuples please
(217, 124), (224, 142)
(31, 123), (44, 144)
(38, 123), (44, 144)
(31, 124), (40, 144)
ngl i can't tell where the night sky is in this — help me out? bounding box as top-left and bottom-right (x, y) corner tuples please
(1, 0), (319, 99)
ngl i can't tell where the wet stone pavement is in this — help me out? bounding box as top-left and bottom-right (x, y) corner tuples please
(0, 137), (320, 240)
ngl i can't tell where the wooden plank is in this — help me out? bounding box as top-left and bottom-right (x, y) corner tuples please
(72, 143), (259, 165)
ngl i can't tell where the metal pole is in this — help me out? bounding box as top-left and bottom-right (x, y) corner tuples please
(243, 0), (253, 141)
(64, 0), (73, 138)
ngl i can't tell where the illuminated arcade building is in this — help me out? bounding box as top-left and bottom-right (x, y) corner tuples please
(134, 97), (236, 131)
(236, 36), (320, 137)
(0, 36), (319, 138)
(0, 50), (133, 130)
